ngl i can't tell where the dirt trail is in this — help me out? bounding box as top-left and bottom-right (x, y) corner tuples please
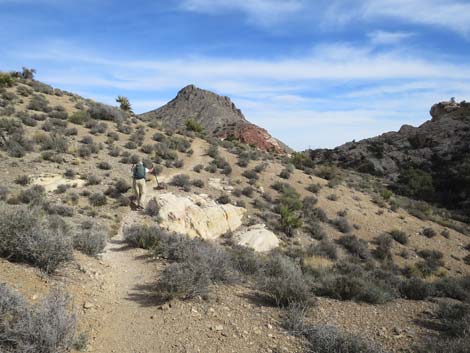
(83, 139), (302, 353)
(88, 211), (162, 353)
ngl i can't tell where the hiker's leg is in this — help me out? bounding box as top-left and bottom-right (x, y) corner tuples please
(137, 179), (145, 207)
(132, 179), (139, 204)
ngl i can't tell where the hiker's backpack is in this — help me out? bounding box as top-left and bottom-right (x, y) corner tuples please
(133, 164), (146, 179)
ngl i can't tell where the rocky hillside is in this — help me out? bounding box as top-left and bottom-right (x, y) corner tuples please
(139, 84), (288, 153)
(1, 71), (470, 353)
(310, 100), (470, 215)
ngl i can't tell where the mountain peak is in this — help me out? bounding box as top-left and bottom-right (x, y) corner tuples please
(140, 86), (287, 153)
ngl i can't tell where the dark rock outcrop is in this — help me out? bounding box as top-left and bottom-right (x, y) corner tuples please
(309, 100), (470, 212)
(139, 85), (287, 153)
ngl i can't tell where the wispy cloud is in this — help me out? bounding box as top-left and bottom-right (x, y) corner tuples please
(368, 30), (415, 45)
(179, 0), (303, 25)
(9, 39), (470, 149)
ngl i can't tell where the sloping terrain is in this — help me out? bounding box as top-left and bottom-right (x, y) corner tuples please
(0, 72), (469, 353)
(309, 100), (470, 215)
(139, 84), (288, 153)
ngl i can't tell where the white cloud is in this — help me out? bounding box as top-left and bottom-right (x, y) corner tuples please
(180, 0), (303, 24)
(368, 30), (415, 45)
(13, 40), (470, 149)
(363, 0), (470, 37)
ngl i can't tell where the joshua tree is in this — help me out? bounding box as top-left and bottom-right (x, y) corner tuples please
(21, 67), (36, 80)
(116, 96), (133, 113)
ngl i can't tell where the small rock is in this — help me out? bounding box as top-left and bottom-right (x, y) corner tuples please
(213, 325), (224, 331)
(83, 302), (94, 309)
(159, 303), (171, 311)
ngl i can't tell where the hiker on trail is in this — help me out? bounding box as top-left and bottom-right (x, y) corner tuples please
(131, 159), (154, 209)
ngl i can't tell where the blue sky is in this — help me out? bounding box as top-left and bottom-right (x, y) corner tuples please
(1, 0), (470, 150)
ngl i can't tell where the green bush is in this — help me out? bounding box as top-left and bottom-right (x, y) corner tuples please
(399, 277), (431, 300)
(124, 224), (163, 249)
(185, 119), (203, 132)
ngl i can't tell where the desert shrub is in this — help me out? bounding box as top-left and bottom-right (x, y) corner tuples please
(302, 325), (387, 353)
(228, 245), (260, 276)
(257, 254), (312, 307)
(64, 169), (76, 179)
(464, 254), (470, 265)
(433, 277), (470, 301)
(315, 165), (339, 180)
(185, 119), (203, 132)
(88, 192), (107, 206)
(85, 174), (101, 186)
(241, 186), (254, 197)
(14, 174), (31, 186)
(312, 239), (338, 260)
(337, 235), (370, 260)
(44, 203), (74, 217)
(193, 164), (203, 173)
(87, 102), (124, 122)
(0, 205), (73, 272)
(279, 168), (291, 179)
(333, 217), (352, 233)
(422, 227), (437, 238)
(373, 234), (393, 261)
(73, 221), (108, 256)
(49, 110), (68, 121)
(18, 185), (46, 205)
(27, 94), (50, 112)
(145, 197), (160, 217)
(192, 179), (204, 188)
(216, 194), (231, 205)
(434, 302), (470, 337)
(173, 159), (184, 168)
(205, 163), (217, 173)
(304, 207), (328, 223)
(0, 72), (15, 87)
(0, 186), (9, 201)
(171, 174), (191, 188)
(152, 132), (165, 142)
(316, 273), (394, 304)
(78, 145), (92, 158)
(306, 183), (321, 194)
(69, 110), (90, 125)
(399, 277), (431, 300)
(97, 161), (112, 170)
(390, 229), (408, 245)
(124, 141), (137, 150)
(40, 133), (69, 153)
(20, 113), (37, 127)
(242, 169), (259, 181)
(157, 261), (211, 300)
(0, 284), (77, 353)
(115, 179), (131, 193)
(124, 224), (164, 249)
(307, 221), (326, 240)
(206, 144), (219, 158)
(327, 193), (338, 201)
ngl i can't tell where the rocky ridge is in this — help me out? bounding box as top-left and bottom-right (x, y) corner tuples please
(139, 85), (287, 153)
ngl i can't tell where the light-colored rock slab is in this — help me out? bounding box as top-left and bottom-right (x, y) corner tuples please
(33, 174), (86, 192)
(156, 193), (245, 240)
(235, 224), (280, 252)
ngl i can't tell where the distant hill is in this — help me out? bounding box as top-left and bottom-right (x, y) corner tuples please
(139, 85), (289, 153)
(309, 100), (470, 215)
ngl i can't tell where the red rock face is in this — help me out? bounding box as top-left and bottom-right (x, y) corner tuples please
(219, 123), (284, 153)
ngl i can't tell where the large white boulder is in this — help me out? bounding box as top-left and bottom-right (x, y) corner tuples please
(234, 224), (280, 252)
(156, 193), (245, 240)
